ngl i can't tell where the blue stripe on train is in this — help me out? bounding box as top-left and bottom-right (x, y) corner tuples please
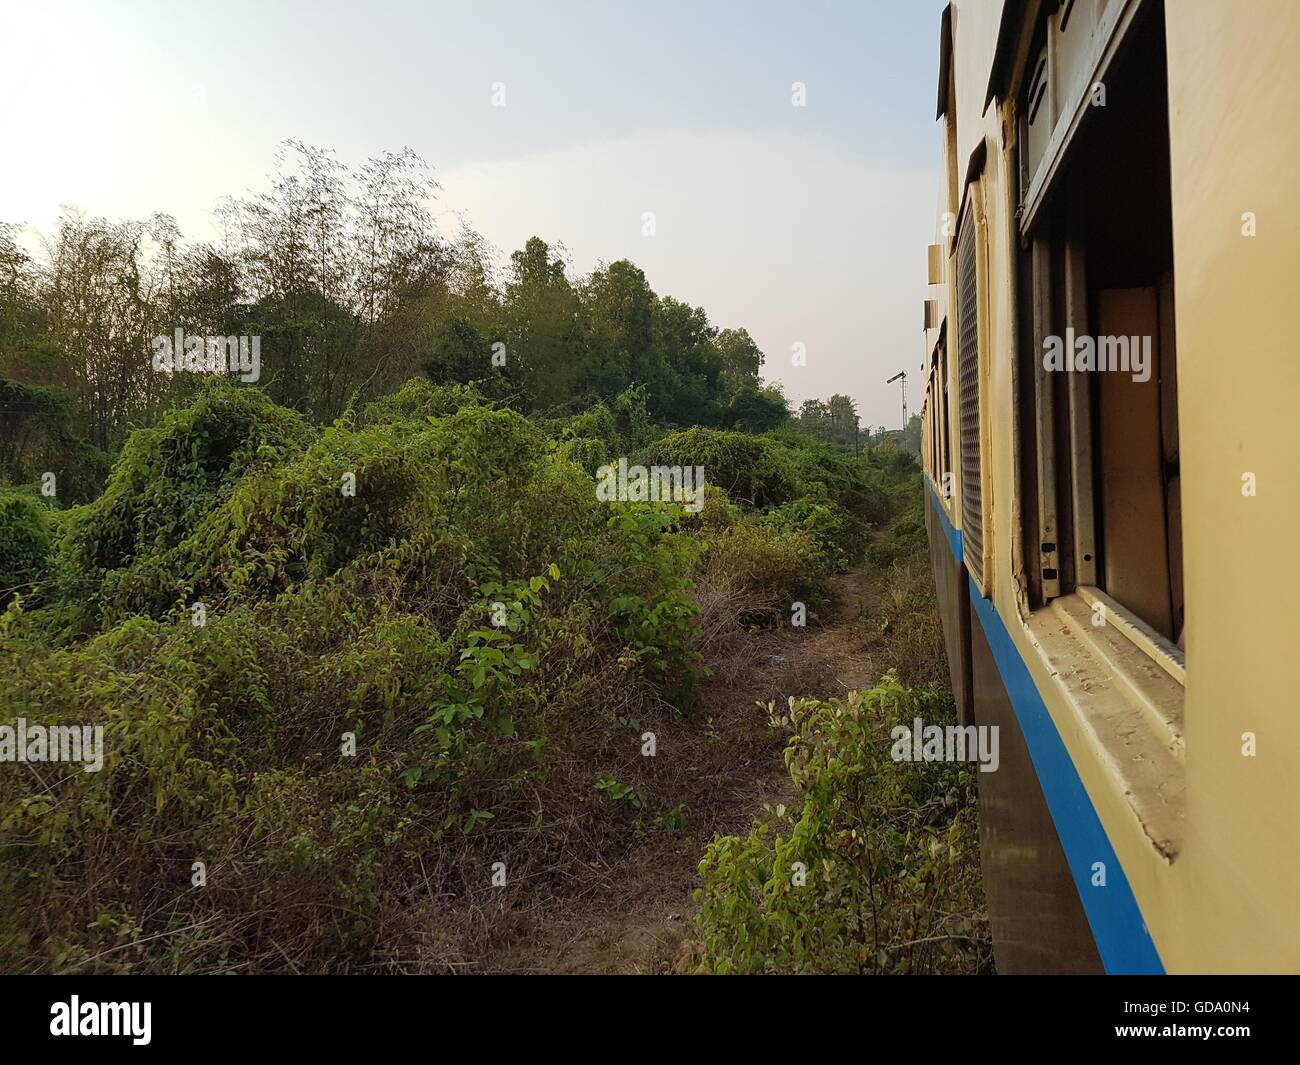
(925, 479), (1165, 975)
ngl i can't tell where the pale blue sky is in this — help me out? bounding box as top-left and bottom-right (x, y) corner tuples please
(0, 0), (947, 428)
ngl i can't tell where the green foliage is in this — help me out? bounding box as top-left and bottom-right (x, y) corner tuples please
(358, 378), (486, 427)
(0, 486), (56, 602)
(554, 436), (608, 475)
(638, 427), (794, 507)
(595, 776), (647, 809)
(562, 402), (621, 451)
(762, 497), (862, 574)
(0, 152), (944, 975)
(703, 520), (826, 602)
(792, 393), (860, 448)
(0, 377), (72, 427)
(609, 385), (663, 449)
(901, 413), (923, 456)
(605, 505), (706, 706)
(682, 429), (919, 626)
(0, 381), (720, 972)
(47, 382), (314, 626)
(861, 522), (950, 689)
(693, 678), (989, 974)
(866, 439), (920, 479)
(763, 429), (894, 524)
(694, 484), (738, 531)
(728, 384), (790, 433)
(1, 142), (792, 474)
(866, 495), (927, 568)
(554, 402), (620, 475)
(691, 461), (987, 974)
(0, 377), (112, 503)
(0, 148), (937, 975)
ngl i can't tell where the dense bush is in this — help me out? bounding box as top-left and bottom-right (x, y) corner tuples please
(761, 497), (863, 574)
(865, 496), (927, 568)
(357, 378), (487, 427)
(677, 434), (919, 628)
(0, 381), (710, 972)
(637, 427), (794, 507)
(760, 428), (896, 522)
(0, 372), (930, 973)
(0, 378), (113, 503)
(692, 463), (990, 974)
(701, 521), (826, 603)
(561, 401), (621, 451)
(693, 484), (739, 531)
(0, 152), (949, 973)
(554, 436), (609, 476)
(42, 384), (314, 632)
(693, 677), (989, 974)
(0, 487), (55, 604)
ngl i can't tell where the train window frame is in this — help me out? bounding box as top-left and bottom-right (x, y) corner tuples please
(995, 0), (1187, 866)
(938, 338), (953, 498)
(1013, 0), (1185, 689)
(1017, 0), (1149, 235)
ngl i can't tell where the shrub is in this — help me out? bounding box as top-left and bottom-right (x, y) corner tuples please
(702, 519), (825, 602)
(50, 382), (313, 623)
(638, 428), (794, 507)
(0, 378), (113, 503)
(693, 484), (738, 531)
(358, 378), (486, 427)
(610, 385), (661, 450)
(604, 505), (706, 706)
(761, 497), (863, 573)
(865, 500), (926, 568)
(555, 435), (609, 475)
(562, 402), (621, 452)
(0, 378), (942, 973)
(0, 488), (55, 604)
(693, 677), (990, 974)
(0, 384), (717, 972)
(861, 552), (949, 687)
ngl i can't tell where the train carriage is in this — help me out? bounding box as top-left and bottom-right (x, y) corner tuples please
(920, 0), (1300, 973)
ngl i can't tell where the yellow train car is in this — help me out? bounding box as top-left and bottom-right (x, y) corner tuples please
(920, 0), (1300, 973)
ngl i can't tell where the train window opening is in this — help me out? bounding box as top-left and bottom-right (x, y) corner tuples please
(1017, 2), (1184, 659)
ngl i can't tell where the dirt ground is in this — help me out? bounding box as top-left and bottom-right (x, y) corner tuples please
(477, 566), (885, 974)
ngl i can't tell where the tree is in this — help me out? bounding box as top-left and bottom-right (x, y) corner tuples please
(503, 237), (584, 412)
(38, 211), (158, 449)
(729, 383), (789, 433)
(648, 295), (721, 425)
(901, 413), (922, 456)
(1, 140), (793, 486)
(716, 327), (763, 399)
(579, 259), (653, 400)
(828, 393), (858, 448)
(795, 398), (832, 442)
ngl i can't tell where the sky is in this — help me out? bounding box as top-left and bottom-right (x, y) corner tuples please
(0, 0), (946, 430)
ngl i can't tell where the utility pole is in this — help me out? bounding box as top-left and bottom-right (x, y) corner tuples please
(886, 371), (908, 429)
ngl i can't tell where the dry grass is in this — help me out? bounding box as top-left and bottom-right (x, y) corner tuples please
(858, 553), (949, 688)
